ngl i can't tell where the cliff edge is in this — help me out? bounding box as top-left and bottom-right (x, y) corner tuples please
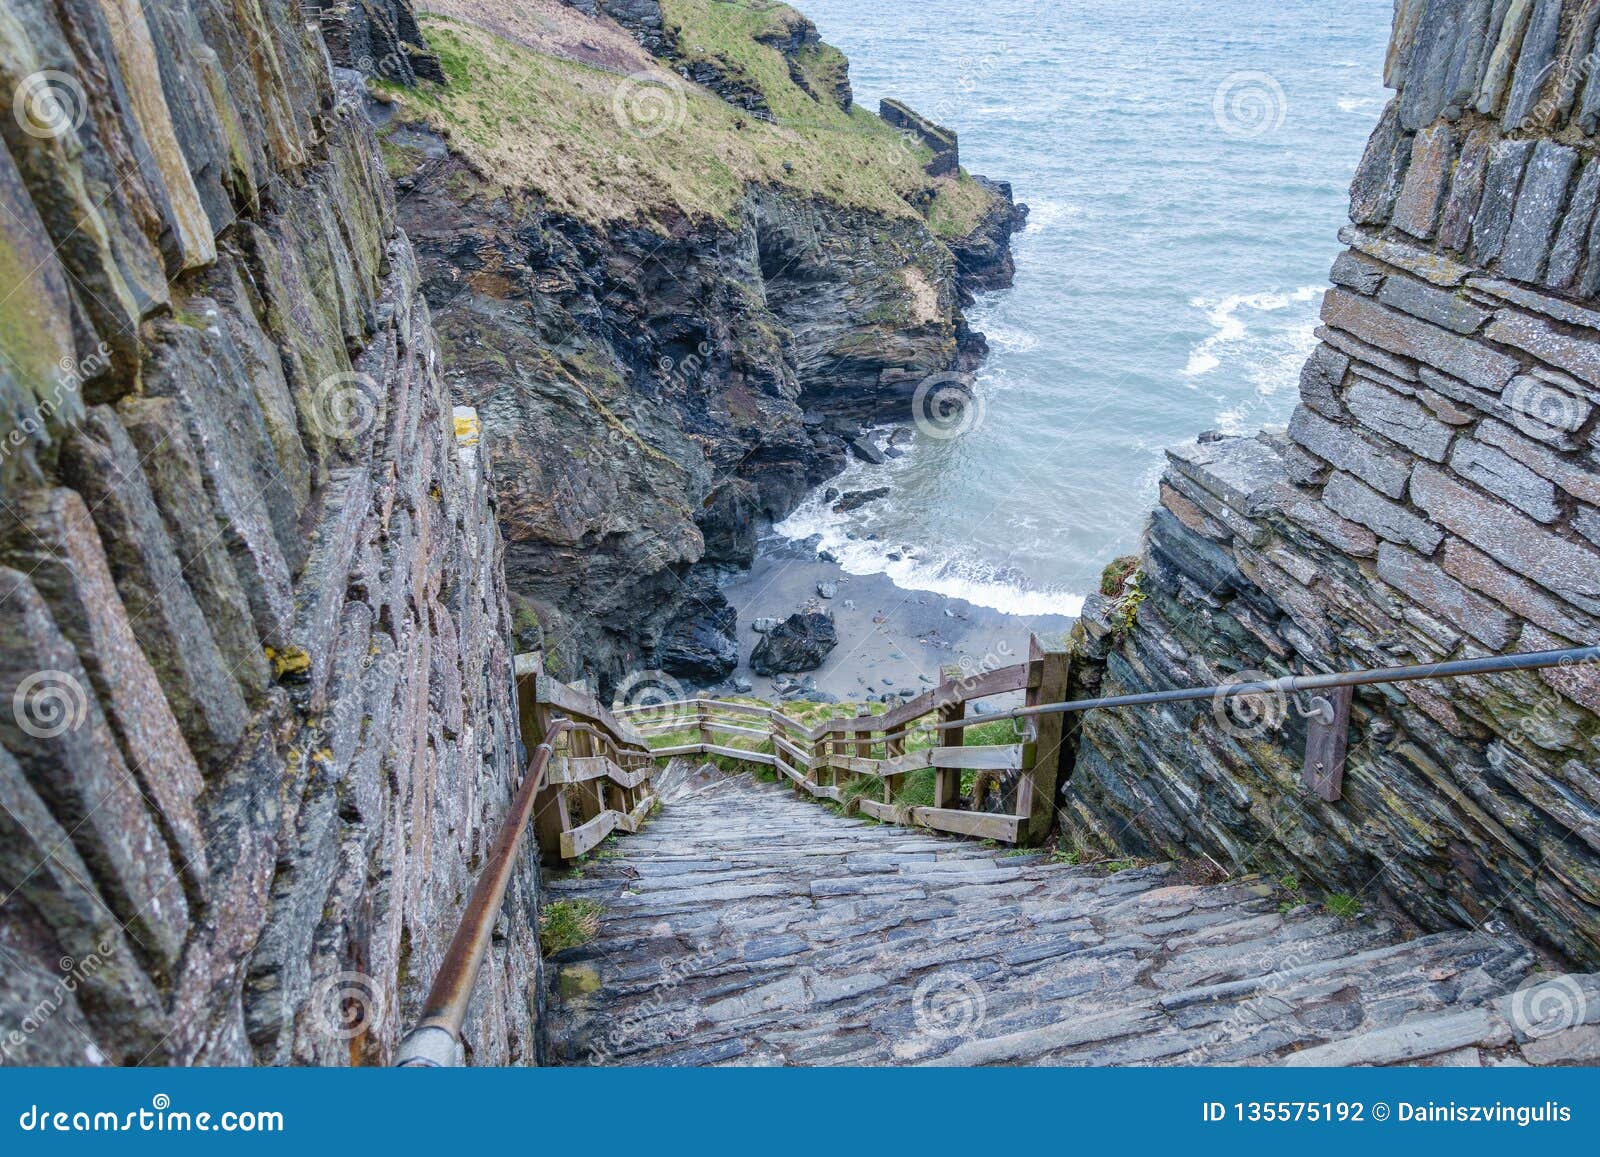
(375, 0), (1024, 691)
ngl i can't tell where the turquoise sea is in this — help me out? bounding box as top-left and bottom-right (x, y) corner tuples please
(777, 0), (1395, 614)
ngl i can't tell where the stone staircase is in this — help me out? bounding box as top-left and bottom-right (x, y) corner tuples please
(541, 764), (1596, 1067)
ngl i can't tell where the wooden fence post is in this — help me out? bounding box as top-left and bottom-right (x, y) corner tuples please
(530, 703), (570, 868)
(934, 664), (964, 810)
(883, 720), (906, 806)
(1017, 633), (1071, 846)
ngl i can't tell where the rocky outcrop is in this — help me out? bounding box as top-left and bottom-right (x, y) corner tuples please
(1064, 0), (1600, 968)
(757, 9), (852, 112)
(880, 99), (959, 178)
(950, 176), (1028, 292)
(380, 9), (1020, 694)
(561, 0), (674, 55)
(310, 1), (445, 84)
(0, 4), (534, 1064)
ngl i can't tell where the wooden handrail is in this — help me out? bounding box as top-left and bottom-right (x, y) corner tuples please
(624, 636), (1073, 848)
(634, 643), (1600, 843)
(808, 659), (1038, 739)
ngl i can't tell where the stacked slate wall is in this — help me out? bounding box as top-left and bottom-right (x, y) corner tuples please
(1065, 0), (1600, 967)
(0, 1), (537, 1064)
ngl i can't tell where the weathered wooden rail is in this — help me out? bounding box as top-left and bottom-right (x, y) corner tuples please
(619, 636), (1071, 846)
(519, 660), (660, 864)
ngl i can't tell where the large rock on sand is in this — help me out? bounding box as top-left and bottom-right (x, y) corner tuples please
(750, 611), (837, 675)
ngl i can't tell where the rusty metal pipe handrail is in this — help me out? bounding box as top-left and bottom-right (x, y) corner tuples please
(926, 645), (1600, 731)
(395, 719), (572, 1067)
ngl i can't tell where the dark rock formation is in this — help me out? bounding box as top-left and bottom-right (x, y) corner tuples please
(561, 0), (674, 55)
(751, 611), (838, 675)
(382, 16), (1019, 692)
(310, 0), (445, 84)
(756, 9), (852, 111)
(951, 177), (1029, 292)
(1063, 0), (1600, 969)
(653, 577), (739, 682)
(833, 487), (892, 513)
(0, 3), (534, 1064)
(880, 99), (959, 177)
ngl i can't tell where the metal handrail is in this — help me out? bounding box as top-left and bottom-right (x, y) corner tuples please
(925, 645), (1600, 731)
(397, 645), (1596, 1064)
(395, 719), (572, 1067)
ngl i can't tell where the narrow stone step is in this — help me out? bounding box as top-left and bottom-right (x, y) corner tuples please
(542, 765), (1573, 1068)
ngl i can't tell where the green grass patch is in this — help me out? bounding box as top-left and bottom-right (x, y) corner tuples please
(539, 899), (603, 956)
(388, 11), (996, 237)
(1324, 893), (1363, 920)
(1100, 554), (1142, 597)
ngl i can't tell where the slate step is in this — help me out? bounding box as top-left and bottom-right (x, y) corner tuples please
(541, 765), (1583, 1068)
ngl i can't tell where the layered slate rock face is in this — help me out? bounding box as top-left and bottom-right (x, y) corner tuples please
(1065, 0), (1600, 968)
(310, 0), (446, 85)
(0, 4), (535, 1063)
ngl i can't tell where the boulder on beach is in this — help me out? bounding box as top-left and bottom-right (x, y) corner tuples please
(750, 611), (838, 675)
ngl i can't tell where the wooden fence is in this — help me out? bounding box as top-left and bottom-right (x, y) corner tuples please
(516, 659), (659, 863)
(616, 636), (1070, 846)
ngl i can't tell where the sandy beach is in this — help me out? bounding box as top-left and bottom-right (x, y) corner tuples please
(712, 531), (1077, 704)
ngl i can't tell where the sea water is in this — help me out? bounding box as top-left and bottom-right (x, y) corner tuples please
(778, 0), (1393, 615)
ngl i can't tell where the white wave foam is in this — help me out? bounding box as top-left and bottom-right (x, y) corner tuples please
(1338, 96), (1383, 114)
(982, 322), (1040, 354)
(1182, 286), (1322, 380)
(1214, 312), (1321, 434)
(1017, 197), (1082, 232)
(774, 490), (1083, 619)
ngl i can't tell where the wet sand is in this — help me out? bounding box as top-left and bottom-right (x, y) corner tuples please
(715, 532), (1077, 703)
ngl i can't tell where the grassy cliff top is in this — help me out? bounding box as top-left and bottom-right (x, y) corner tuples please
(384, 5), (993, 234)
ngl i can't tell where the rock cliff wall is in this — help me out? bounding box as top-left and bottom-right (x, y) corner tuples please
(0, 1), (536, 1064)
(381, 2), (1022, 692)
(1065, 0), (1600, 968)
